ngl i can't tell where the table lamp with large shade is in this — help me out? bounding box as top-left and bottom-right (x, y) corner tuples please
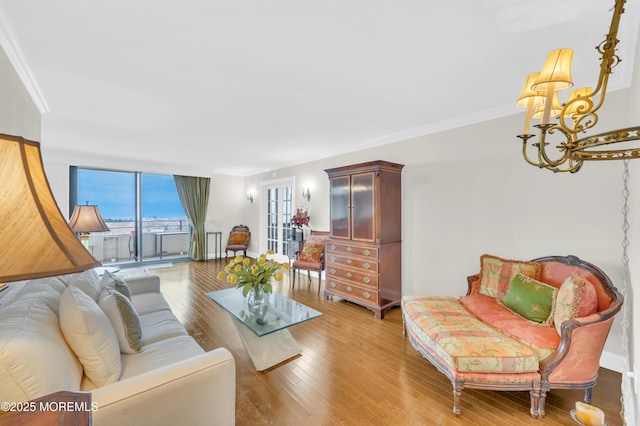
(0, 134), (100, 283)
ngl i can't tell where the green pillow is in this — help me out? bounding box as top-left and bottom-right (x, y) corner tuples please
(503, 273), (556, 324)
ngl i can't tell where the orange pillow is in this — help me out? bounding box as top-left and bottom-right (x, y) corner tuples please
(228, 232), (248, 245)
(299, 242), (324, 262)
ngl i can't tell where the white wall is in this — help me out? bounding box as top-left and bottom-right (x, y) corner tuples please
(0, 45), (40, 140)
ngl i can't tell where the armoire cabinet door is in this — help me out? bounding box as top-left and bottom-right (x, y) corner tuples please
(330, 176), (350, 239)
(351, 172), (375, 242)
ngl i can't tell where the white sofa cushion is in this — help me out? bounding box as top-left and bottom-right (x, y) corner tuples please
(0, 279), (83, 402)
(119, 335), (205, 380)
(132, 292), (173, 315)
(139, 310), (189, 345)
(69, 269), (103, 302)
(60, 286), (122, 387)
(98, 288), (142, 354)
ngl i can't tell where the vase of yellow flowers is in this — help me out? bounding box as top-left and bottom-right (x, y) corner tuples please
(217, 251), (290, 321)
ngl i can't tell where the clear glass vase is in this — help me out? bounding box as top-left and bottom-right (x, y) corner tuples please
(247, 286), (268, 324)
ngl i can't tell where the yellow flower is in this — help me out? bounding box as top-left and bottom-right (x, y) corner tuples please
(243, 258), (251, 266)
(251, 265), (259, 275)
(234, 265), (242, 272)
(234, 255), (243, 263)
(274, 272), (283, 281)
(267, 249), (275, 255)
(283, 263), (290, 271)
(217, 271), (225, 280)
(229, 274), (238, 284)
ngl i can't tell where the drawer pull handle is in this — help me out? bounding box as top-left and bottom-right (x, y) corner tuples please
(363, 277), (371, 284)
(346, 246), (353, 252)
(346, 259), (352, 264)
(330, 282), (337, 288)
(363, 249), (371, 256)
(364, 292), (371, 299)
(346, 272), (352, 278)
(330, 245), (336, 250)
(330, 269), (336, 274)
(330, 256), (336, 262)
(346, 286), (352, 292)
(363, 263), (371, 269)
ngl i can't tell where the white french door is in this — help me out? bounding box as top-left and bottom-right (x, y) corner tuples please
(262, 179), (294, 262)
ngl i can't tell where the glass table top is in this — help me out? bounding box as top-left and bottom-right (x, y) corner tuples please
(205, 288), (322, 337)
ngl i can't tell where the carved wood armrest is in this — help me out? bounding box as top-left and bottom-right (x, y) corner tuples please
(466, 274), (480, 295)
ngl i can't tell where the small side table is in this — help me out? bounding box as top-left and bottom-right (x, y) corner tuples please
(0, 390), (92, 425)
(205, 231), (223, 260)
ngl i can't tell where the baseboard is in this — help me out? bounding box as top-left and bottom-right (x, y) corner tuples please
(600, 350), (623, 373)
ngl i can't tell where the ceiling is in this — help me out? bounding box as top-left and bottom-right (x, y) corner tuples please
(1, 1), (639, 176)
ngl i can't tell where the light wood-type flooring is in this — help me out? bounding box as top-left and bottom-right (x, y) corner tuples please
(150, 260), (623, 426)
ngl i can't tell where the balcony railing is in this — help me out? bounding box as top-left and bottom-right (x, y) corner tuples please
(84, 218), (191, 264)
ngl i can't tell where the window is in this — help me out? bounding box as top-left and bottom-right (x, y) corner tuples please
(71, 167), (189, 264)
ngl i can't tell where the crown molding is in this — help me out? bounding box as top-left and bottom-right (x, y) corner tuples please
(0, 11), (48, 114)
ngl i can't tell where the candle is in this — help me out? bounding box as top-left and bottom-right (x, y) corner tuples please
(575, 401), (605, 426)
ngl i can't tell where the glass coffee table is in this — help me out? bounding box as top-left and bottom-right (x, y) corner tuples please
(205, 288), (322, 371)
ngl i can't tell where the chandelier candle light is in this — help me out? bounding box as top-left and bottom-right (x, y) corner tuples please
(516, 0), (640, 173)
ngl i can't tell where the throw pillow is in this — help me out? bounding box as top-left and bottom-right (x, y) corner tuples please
(69, 268), (103, 302)
(228, 232), (248, 245)
(100, 270), (132, 300)
(59, 286), (121, 387)
(298, 242), (324, 262)
(502, 273), (557, 324)
(98, 288), (143, 353)
(479, 254), (539, 299)
(553, 272), (598, 335)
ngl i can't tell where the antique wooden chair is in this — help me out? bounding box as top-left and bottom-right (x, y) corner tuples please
(225, 225), (250, 257)
(291, 231), (329, 294)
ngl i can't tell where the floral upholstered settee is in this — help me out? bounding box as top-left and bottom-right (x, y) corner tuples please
(402, 254), (623, 418)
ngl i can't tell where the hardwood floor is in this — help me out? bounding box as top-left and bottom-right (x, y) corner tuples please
(150, 260), (623, 426)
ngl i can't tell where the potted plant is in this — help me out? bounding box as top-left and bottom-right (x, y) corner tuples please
(290, 208), (310, 241)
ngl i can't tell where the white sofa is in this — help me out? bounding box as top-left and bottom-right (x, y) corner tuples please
(0, 269), (236, 426)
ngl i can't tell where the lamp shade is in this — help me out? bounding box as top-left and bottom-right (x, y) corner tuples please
(531, 48), (574, 92)
(0, 134), (100, 282)
(516, 72), (545, 108)
(69, 204), (110, 233)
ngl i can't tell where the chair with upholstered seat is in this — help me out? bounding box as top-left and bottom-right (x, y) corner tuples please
(291, 231), (329, 294)
(225, 225), (250, 258)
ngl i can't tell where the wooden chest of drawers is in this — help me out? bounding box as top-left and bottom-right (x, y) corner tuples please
(324, 239), (401, 319)
(324, 161), (403, 319)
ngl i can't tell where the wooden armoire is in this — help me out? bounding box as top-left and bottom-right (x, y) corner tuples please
(324, 160), (403, 319)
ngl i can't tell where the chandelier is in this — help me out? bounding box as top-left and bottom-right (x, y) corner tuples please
(516, 0), (640, 173)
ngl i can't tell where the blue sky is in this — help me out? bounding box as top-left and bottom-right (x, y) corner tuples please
(78, 170), (186, 220)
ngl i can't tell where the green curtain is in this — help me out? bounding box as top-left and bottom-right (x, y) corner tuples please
(174, 175), (210, 261)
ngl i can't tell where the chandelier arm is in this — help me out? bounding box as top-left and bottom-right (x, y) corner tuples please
(535, 124), (573, 168)
(519, 136), (544, 168)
